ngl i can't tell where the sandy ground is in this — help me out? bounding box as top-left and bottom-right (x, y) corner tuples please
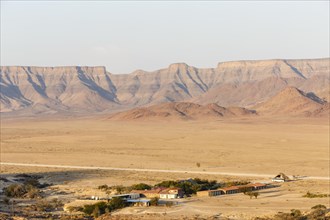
(1, 117), (329, 177)
(0, 116), (329, 219)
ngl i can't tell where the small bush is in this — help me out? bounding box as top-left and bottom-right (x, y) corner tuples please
(113, 185), (127, 194)
(165, 201), (174, 207)
(92, 205), (100, 218)
(303, 191), (329, 198)
(3, 197), (10, 205)
(25, 187), (40, 199)
(311, 204), (327, 210)
(130, 183), (152, 190)
(4, 184), (27, 197)
(98, 184), (110, 191)
(35, 200), (54, 212)
(66, 206), (83, 213)
(149, 197), (159, 206)
(108, 197), (127, 210)
(82, 198), (127, 216)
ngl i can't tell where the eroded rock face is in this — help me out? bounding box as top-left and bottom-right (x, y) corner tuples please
(253, 87), (326, 116)
(1, 58), (329, 114)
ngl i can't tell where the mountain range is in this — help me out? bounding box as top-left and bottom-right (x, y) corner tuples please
(1, 58), (329, 117)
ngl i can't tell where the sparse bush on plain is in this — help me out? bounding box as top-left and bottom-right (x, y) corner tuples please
(224, 181), (251, 187)
(4, 178), (50, 199)
(113, 185), (127, 194)
(130, 183), (152, 190)
(25, 186), (41, 199)
(303, 191), (329, 198)
(98, 184), (110, 191)
(66, 206), (83, 213)
(34, 198), (64, 212)
(254, 205), (329, 220)
(3, 197), (10, 205)
(81, 198), (128, 216)
(4, 184), (28, 198)
(165, 201), (174, 207)
(245, 191), (259, 199)
(149, 197), (159, 206)
(311, 204), (327, 210)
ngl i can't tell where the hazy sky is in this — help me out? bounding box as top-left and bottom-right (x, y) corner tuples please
(1, 1), (329, 74)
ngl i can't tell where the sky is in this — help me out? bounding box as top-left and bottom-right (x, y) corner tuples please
(1, 1), (329, 74)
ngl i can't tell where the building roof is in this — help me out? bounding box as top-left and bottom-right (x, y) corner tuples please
(127, 199), (151, 203)
(109, 193), (140, 198)
(219, 186), (240, 191)
(159, 187), (182, 194)
(132, 187), (180, 195)
(249, 183), (266, 187)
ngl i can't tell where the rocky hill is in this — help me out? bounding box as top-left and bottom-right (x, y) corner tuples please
(254, 87), (328, 116)
(1, 58), (329, 115)
(108, 102), (256, 121)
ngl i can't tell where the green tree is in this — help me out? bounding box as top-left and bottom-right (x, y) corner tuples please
(131, 183), (152, 190)
(109, 197), (126, 210)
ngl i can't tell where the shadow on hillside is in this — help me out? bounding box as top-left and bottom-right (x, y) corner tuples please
(0, 169), (125, 186)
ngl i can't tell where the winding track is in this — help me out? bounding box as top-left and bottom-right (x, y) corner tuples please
(1, 162), (329, 181)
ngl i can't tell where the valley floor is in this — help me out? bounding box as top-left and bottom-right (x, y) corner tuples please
(0, 116), (329, 219)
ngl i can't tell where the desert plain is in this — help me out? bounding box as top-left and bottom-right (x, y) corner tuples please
(1, 116), (329, 219)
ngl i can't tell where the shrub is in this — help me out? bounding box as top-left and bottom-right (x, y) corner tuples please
(149, 197), (159, 206)
(240, 186), (252, 194)
(155, 178), (220, 196)
(92, 205), (100, 218)
(290, 209), (302, 217)
(165, 201), (174, 207)
(113, 185), (127, 194)
(34, 198), (64, 212)
(82, 199), (127, 216)
(245, 192), (253, 199)
(3, 197), (10, 205)
(35, 200), (54, 212)
(224, 181), (250, 187)
(108, 197), (127, 210)
(25, 187), (40, 199)
(303, 191), (329, 198)
(66, 206), (83, 213)
(4, 180), (47, 198)
(98, 185), (110, 191)
(196, 162), (201, 168)
(4, 184), (27, 197)
(130, 183), (152, 190)
(307, 208), (328, 219)
(253, 192), (260, 199)
(311, 204), (327, 210)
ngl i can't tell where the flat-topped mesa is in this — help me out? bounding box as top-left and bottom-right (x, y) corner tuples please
(0, 66), (107, 75)
(1, 58), (329, 115)
(216, 58), (330, 69)
(168, 63), (191, 73)
(216, 59), (281, 69)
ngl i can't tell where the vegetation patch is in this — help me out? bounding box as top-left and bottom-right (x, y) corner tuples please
(303, 191), (329, 198)
(254, 205), (329, 220)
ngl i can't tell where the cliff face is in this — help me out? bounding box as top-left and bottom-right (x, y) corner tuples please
(1, 58), (329, 114)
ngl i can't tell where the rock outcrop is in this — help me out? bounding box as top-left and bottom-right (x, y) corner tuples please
(1, 58), (329, 115)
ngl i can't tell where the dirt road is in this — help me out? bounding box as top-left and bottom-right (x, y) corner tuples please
(1, 162), (329, 181)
